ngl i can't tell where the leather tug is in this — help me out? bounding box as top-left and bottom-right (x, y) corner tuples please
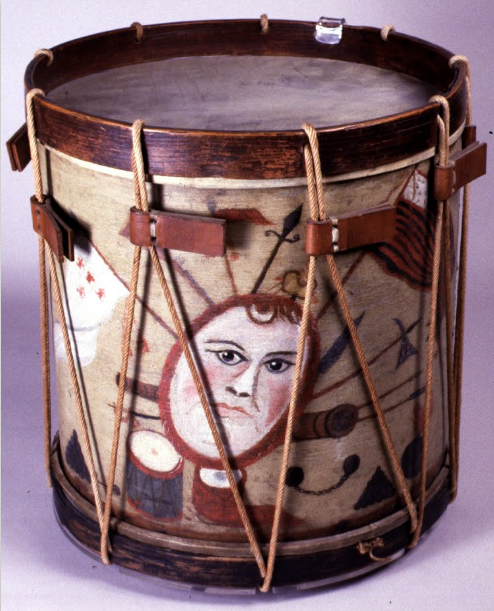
(434, 135), (487, 201)
(305, 204), (396, 255)
(129, 208), (226, 257)
(30, 195), (74, 262)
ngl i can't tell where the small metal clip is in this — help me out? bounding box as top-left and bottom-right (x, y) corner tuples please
(330, 217), (340, 253)
(315, 17), (346, 45)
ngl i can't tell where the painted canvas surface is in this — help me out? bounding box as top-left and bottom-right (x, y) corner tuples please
(47, 149), (457, 541)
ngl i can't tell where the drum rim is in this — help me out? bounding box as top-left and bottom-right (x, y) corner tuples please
(24, 19), (467, 179)
(54, 433), (448, 558)
(52, 437), (450, 588)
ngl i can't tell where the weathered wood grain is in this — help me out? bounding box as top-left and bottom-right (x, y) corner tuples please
(21, 20), (467, 179)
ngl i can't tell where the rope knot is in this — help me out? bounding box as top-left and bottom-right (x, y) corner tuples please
(380, 25), (395, 41)
(357, 537), (388, 562)
(448, 55), (472, 125)
(449, 54), (469, 69)
(34, 48), (54, 65)
(131, 22), (144, 42)
(260, 14), (269, 34)
(429, 95), (451, 166)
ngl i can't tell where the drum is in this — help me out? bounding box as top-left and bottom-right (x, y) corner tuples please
(126, 430), (184, 521)
(7, 17), (487, 593)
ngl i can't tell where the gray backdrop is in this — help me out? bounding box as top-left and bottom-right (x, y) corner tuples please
(2, 1), (493, 609)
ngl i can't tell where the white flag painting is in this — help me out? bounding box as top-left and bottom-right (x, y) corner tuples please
(55, 240), (129, 367)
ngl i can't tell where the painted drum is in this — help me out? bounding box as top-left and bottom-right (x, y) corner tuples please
(11, 18), (485, 593)
(126, 430), (184, 521)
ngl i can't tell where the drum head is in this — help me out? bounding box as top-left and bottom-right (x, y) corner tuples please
(129, 430), (182, 474)
(48, 56), (439, 131)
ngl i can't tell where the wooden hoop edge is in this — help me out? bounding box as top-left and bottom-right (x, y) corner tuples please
(23, 21), (468, 179)
(50, 436), (450, 590)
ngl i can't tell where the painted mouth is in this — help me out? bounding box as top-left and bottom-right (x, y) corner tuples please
(215, 403), (251, 420)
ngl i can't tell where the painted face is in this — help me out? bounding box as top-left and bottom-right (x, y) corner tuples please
(167, 305), (307, 461)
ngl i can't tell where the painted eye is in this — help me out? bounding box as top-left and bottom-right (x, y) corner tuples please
(264, 359), (293, 374)
(215, 350), (246, 366)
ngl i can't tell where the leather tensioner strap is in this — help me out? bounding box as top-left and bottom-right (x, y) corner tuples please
(305, 205), (396, 255)
(31, 196), (74, 262)
(130, 208), (226, 257)
(6, 123), (30, 172)
(434, 132), (487, 201)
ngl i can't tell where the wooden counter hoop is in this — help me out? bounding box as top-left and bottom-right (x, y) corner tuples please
(51, 438), (450, 590)
(6, 21), (472, 179)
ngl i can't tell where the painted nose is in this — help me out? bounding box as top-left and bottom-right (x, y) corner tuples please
(226, 386), (250, 398)
(226, 365), (257, 398)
